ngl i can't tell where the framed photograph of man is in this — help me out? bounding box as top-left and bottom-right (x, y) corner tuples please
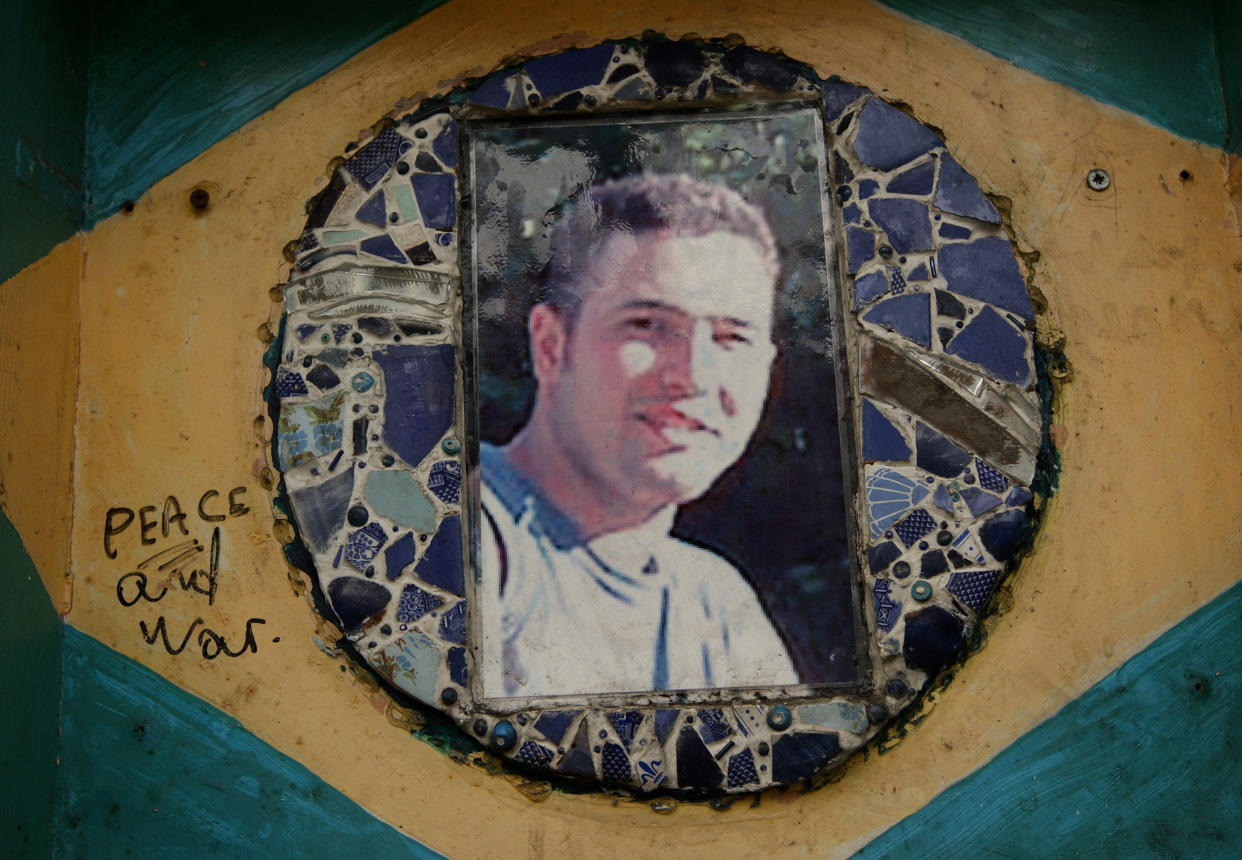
(464, 106), (864, 701)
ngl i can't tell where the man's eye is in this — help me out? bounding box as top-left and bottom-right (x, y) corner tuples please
(715, 330), (753, 348)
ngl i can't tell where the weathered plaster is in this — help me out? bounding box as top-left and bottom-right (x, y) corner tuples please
(6, 0), (1234, 856)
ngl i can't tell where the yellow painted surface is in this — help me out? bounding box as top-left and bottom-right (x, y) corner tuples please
(0, 0), (1233, 855)
(0, 234), (79, 612)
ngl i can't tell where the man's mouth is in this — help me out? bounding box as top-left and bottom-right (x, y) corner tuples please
(635, 404), (720, 438)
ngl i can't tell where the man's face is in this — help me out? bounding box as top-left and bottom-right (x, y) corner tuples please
(531, 229), (777, 514)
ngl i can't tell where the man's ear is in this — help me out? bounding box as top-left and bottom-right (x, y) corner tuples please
(528, 303), (568, 385)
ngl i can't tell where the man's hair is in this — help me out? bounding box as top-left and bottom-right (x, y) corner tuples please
(540, 173), (779, 320)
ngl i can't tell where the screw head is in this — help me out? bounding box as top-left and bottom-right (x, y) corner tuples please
(892, 561), (912, 579)
(440, 687), (458, 705)
(1086, 168), (1110, 191)
(886, 677), (909, 698)
(189, 188), (210, 209)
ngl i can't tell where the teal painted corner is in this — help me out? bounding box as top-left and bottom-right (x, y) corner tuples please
(82, 0), (447, 227)
(879, 0), (1238, 153)
(0, 510), (63, 859)
(54, 625), (444, 859)
(1214, 0), (1242, 152)
(0, 0), (89, 284)
(853, 578), (1242, 859)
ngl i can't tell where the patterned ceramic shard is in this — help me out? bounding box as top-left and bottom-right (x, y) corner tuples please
(427, 460), (461, 504)
(852, 99), (942, 170)
(935, 156), (1001, 223)
(345, 127), (412, 190)
(938, 237), (1034, 320)
(378, 632), (440, 704)
(396, 584), (442, 623)
(872, 579), (900, 632)
(947, 569), (1003, 612)
(866, 467), (930, 538)
(726, 748), (760, 788)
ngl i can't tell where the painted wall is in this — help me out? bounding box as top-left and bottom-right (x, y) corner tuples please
(1, 0), (1241, 857)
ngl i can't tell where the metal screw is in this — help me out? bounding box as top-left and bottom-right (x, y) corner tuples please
(189, 188), (210, 209)
(1086, 169), (1110, 191)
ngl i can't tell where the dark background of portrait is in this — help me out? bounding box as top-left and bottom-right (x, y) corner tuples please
(469, 109), (859, 684)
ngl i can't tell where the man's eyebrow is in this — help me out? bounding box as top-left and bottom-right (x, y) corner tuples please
(616, 300), (759, 329)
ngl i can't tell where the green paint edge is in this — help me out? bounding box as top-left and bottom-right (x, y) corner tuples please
(878, 0), (1235, 151)
(54, 625), (445, 858)
(83, 0), (447, 226)
(853, 577), (1242, 858)
(0, 1), (88, 283)
(0, 509), (62, 859)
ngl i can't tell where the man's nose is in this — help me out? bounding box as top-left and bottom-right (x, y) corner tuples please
(661, 320), (719, 398)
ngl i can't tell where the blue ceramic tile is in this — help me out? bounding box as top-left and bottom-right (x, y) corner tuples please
(410, 173), (456, 230)
(432, 120), (458, 168)
(295, 323), (319, 341)
(858, 178), (880, 199)
(344, 127), (411, 191)
(359, 233), (408, 265)
(437, 601), (467, 644)
(317, 348), (348, 368)
(365, 470), (436, 532)
(351, 372), (374, 393)
(558, 722), (596, 778)
(304, 172), (346, 229)
(866, 468), (930, 538)
(675, 726), (722, 789)
(979, 509), (1024, 562)
(853, 269), (888, 308)
(525, 44), (616, 97)
(279, 393), (346, 469)
(373, 344), (456, 468)
(960, 487), (1003, 517)
(947, 569), (1003, 612)
(846, 226), (874, 274)
(821, 80), (870, 120)
(931, 483), (955, 515)
(600, 742), (631, 782)
(723, 46), (799, 90)
(935, 156), (1001, 223)
(396, 583), (442, 623)
(654, 709), (680, 746)
(939, 237), (1033, 320)
(468, 72), (514, 108)
(726, 748), (760, 788)
(844, 203), (861, 224)
(415, 515), (464, 597)
(427, 460), (461, 504)
(868, 197), (933, 253)
(951, 528), (987, 565)
(384, 531), (416, 581)
(344, 522), (388, 570)
(907, 262), (930, 281)
(887, 266), (907, 295)
(378, 632), (439, 704)
(356, 191), (387, 227)
(516, 741), (554, 769)
(607, 711), (643, 751)
(357, 317), (392, 337)
(1006, 486), (1033, 507)
(976, 458), (1010, 493)
(296, 231), (320, 255)
(946, 306), (1030, 385)
(872, 578), (900, 632)
(332, 323), (351, 344)
(697, 708), (733, 743)
(607, 62), (640, 84)
(862, 293), (931, 349)
(612, 77), (653, 100)
(327, 575), (391, 633)
(636, 758), (667, 790)
(643, 41), (705, 87)
(888, 160), (935, 195)
(902, 606), (964, 674)
(938, 222), (973, 241)
(935, 289), (967, 320)
(915, 422), (971, 478)
(867, 540), (901, 573)
(288, 470), (354, 553)
(306, 364), (340, 391)
(351, 417), (369, 456)
(920, 550), (948, 576)
(772, 732), (841, 785)
(862, 398), (911, 462)
(895, 508), (936, 547)
(414, 151), (442, 173)
(275, 367), (309, 398)
(535, 710), (580, 745)
(853, 100), (941, 170)
(447, 645), (467, 686)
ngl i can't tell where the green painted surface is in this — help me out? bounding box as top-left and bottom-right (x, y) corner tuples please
(0, 510), (62, 858)
(1214, 0), (1242, 152)
(83, 0), (445, 225)
(55, 625), (445, 859)
(0, 0), (88, 283)
(854, 578), (1242, 859)
(879, 0), (1233, 151)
